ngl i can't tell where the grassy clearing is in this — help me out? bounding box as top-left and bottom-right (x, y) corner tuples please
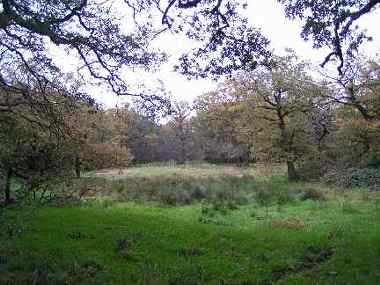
(87, 162), (285, 180)
(1, 164), (380, 284)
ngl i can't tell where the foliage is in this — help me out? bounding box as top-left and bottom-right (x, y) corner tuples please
(279, 0), (380, 73)
(323, 168), (380, 191)
(297, 156), (331, 181)
(2, 39), (380, 202)
(0, 93), (78, 203)
(195, 51), (330, 180)
(343, 168), (380, 190)
(193, 90), (253, 164)
(81, 144), (133, 171)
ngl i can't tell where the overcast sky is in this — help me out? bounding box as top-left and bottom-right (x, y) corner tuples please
(53, 0), (380, 108)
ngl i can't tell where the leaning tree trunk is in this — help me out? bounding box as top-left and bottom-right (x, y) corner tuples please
(287, 160), (299, 182)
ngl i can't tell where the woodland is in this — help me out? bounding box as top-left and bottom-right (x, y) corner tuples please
(1, 0), (380, 284)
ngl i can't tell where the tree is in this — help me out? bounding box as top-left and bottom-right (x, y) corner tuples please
(323, 55), (380, 121)
(0, 0), (164, 96)
(168, 101), (193, 163)
(279, 0), (380, 74)
(0, 94), (76, 204)
(2, 0), (379, 100)
(326, 104), (380, 169)
(193, 88), (253, 164)
(66, 104), (137, 174)
(112, 105), (160, 162)
(232, 53), (327, 180)
(0, 0), (273, 106)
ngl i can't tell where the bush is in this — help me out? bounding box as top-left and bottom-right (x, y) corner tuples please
(323, 168), (380, 191)
(349, 168), (380, 190)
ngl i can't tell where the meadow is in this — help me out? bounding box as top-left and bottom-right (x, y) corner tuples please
(1, 163), (380, 284)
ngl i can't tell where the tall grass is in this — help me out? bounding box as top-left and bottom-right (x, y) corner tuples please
(73, 173), (326, 210)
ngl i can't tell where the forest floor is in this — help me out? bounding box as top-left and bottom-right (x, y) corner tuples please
(1, 163), (380, 284)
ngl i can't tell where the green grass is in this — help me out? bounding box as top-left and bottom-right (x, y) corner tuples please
(1, 164), (380, 284)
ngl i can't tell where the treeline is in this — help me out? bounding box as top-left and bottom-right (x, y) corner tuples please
(1, 52), (380, 204)
(79, 101), (251, 165)
(119, 53), (380, 184)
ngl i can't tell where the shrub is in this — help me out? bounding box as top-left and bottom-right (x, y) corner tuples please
(349, 168), (380, 190)
(323, 168), (380, 191)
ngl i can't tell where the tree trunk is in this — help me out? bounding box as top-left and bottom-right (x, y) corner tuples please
(75, 155), (81, 178)
(287, 160), (299, 182)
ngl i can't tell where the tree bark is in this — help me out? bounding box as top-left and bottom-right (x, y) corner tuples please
(287, 160), (299, 182)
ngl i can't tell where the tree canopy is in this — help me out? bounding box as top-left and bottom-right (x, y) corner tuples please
(1, 0), (378, 104)
(279, 0), (380, 74)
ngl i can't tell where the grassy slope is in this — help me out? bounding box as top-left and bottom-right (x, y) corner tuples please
(1, 165), (380, 284)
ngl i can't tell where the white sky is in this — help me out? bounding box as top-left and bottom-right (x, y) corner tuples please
(53, 0), (380, 108)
